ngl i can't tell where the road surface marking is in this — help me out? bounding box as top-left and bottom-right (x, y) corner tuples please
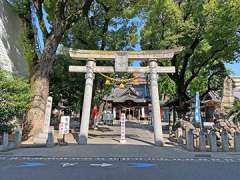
(90, 163), (112, 167)
(16, 162), (46, 168)
(61, 162), (78, 167)
(128, 162), (156, 168)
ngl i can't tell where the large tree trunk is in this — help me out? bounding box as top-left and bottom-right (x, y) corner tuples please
(24, 34), (61, 142)
(175, 81), (190, 118)
(25, 76), (49, 141)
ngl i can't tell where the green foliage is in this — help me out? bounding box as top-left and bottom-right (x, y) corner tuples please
(49, 56), (85, 112)
(18, 31), (36, 72)
(56, 0), (140, 109)
(158, 75), (176, 98)
(62, 1), (138, 51)
(0, 70), (31, 133)
(188, 61), (228, 96)
(141, 0), (240, 103)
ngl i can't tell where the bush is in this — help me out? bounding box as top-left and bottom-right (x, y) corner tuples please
(0, 70), (31, 133)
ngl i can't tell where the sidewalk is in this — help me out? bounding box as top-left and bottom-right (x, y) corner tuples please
(1, 144), (240, 160)
(3, 122), (240, 160)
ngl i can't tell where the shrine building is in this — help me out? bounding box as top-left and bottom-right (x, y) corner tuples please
(103, 73), (152, 121)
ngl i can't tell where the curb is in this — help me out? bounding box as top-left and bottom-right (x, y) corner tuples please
(1, 156), (240, 163)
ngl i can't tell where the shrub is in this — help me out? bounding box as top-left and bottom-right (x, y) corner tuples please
(0, 70), (31, 133)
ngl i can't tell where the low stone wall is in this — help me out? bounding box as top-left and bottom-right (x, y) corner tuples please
(0, 127), (55, 151)
(0, 129), (22, 151)
(175, 127), (240, 152)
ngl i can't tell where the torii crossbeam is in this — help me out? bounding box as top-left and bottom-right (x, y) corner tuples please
(60, 47), (182, 146)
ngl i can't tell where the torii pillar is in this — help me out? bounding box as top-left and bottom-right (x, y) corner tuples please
(79, 59), (96, 144)
(149, 59), (163, 146)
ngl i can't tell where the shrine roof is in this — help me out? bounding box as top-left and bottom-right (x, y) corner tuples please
(104, 85), (151, 103)
(202, 91), (221, 102)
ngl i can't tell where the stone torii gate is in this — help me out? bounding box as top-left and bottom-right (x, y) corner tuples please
(61, 48), (182, 146)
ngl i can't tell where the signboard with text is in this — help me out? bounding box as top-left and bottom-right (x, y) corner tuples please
(44, 96), (52, 133)
(115, 52), (128, 72)
(120, 113), (126, 143)
(59, 116), (70, 135)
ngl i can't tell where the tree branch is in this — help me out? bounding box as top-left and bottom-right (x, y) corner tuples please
(95, 0), (111, 50)
(168, 54), (179, 81)
(63, 0), (94, 31)
(185, 48), (224, 88)
(179, 36), (201, 80)
(53, 0), (66, 35)
(32, 0), (49, 39)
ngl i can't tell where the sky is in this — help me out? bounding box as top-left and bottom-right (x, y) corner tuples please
(225, 63), (240, 76)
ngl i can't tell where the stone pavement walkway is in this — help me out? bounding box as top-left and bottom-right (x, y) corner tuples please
(58, 121), (174, 146)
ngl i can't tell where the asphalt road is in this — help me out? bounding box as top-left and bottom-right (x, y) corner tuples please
(0, 158), (240, 180)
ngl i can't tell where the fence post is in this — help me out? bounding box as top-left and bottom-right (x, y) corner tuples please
(209, 130), (217, 152)
(199, 130), (206, 152)
(186, 129), (194, 151)
(46, 126), (55, 148)
(14, 129), (22, 148)
(234, 131), (240, 152)
(3, 132), (9, 150)
(221, 130), (229, 152)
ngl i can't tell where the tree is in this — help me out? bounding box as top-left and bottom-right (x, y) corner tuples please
(141, 0), (240, 110)
(10, 0), (95, 139)
(0, 70), (31, 134)
(11, 0), (139, 140)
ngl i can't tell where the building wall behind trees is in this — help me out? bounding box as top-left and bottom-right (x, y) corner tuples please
(0, 1), (28, 76)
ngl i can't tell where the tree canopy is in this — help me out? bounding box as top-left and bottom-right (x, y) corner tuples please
(141, 0), (240, 107)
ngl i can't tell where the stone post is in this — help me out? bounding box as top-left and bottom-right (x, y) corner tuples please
(3, 132), (8, 150)
(234, 131), (240, 152)
(33, 96), (53, 144)
(141, 107), (145, 118)
(209, 130), (217, 152)
(79, 59), (96, 144)
(221, 130), (229, 152)
(113, 107), (116, 120)
(14, 128), (22, 147)
(169, 110), (174, 135)
(149, 59), (163, 146)
(199, 130), (206, 152)
(44, 96), (53, 134)
(47, 126), (55, 147)
(186, 129), (194, 151)
(177, 128), (184, 144)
